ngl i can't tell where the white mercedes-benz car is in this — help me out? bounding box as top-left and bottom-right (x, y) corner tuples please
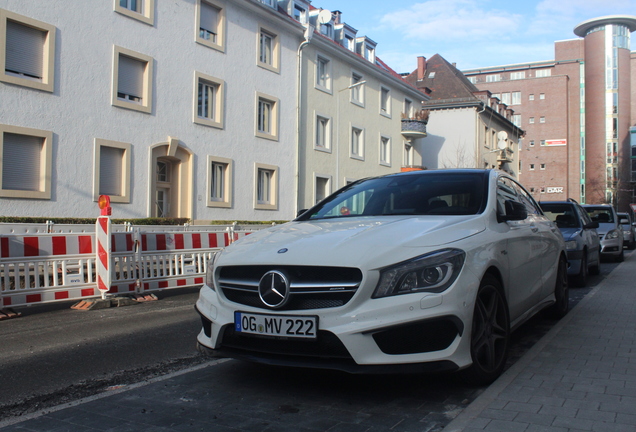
(196, 169), (568, 385)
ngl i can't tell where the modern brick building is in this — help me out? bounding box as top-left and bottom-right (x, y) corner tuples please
(463, 15), (636, 211)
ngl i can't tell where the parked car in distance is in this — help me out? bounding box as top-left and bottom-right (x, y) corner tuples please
(617, 212), (636, 250)
(582, 204), (624, 262)
(540, 200), (600, 287)
(196, 169), (569, 386)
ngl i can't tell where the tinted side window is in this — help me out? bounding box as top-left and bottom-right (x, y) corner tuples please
(510, 178), (541, 215)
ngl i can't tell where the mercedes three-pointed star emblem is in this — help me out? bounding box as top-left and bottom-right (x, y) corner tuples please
(258, 270), (290, 308)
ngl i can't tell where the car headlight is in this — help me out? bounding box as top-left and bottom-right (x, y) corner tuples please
(606, 230), (619, 239)
(205, 252), (219, 290)
(373, 249), (465, 298)
(564, 240), (577, 251)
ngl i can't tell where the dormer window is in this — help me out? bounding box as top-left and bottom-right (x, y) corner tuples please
(320, 23), (333, 38)
(293, 4), (307, 23)
(365, 46), (374, 62)
(260, 0), (275, 8)
(345, 35), (354, 51)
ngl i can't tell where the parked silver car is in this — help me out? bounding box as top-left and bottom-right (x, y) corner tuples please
(540, 200), (600, 287)
(582, 204), (624, 262)
(617, 212), (636, 250)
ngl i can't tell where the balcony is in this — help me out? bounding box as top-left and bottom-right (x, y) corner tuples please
(496, 148), (514, 163)
(401, 110), (429, 139)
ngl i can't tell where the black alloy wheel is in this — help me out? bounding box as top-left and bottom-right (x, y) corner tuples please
(461, 275), (510, 386)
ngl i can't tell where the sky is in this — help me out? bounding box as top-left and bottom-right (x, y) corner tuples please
(311, 0), (636, 73)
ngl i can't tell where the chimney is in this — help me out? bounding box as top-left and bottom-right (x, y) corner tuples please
(417, 56), (426, 81)
(332, 10), (342, 24)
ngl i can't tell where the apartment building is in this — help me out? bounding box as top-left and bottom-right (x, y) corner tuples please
(0, 0), (429, 221)
(295, 8), (430, 210)
(404, 55), (523, 177)
(463, 15), (636, 210)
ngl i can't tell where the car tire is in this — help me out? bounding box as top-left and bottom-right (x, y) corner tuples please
(546, 256), (569, 319)
(460, 275), (510, 386)
(572, 252), (588, 288)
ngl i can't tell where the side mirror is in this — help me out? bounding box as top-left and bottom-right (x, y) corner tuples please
(585, 221), (599, 229)
(499, 200), (527, 222)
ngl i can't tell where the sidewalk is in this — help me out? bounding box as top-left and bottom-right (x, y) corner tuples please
(443, 257), (636, 432)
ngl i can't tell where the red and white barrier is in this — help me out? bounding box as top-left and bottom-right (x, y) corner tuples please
(0, 225), (257, 309)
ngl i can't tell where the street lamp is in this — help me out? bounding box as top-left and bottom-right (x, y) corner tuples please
(335, 80), (366, 189)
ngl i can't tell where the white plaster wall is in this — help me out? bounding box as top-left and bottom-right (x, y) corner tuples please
(420, 109), (478, 170)
(0, 0), (302, 221)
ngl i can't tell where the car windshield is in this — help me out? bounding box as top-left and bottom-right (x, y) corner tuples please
(540, 204), (580, 228)
(301, 171), (489, 220)
(585, 207), (614, 223)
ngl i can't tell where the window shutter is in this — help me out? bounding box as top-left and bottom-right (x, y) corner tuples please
(200, 2), (218, 33)
(118, 55), (144, 99)
(2, 133), (42, 191)
(99, 146), (124, 196)
(5, 21), (45, 79)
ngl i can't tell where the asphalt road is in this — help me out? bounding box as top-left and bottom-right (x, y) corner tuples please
(0, 253), (625, 429)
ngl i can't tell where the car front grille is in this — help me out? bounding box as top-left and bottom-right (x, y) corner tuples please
(218, 265), (363, 311)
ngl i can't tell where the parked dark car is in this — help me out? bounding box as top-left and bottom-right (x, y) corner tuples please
(540, 200), (600, 287)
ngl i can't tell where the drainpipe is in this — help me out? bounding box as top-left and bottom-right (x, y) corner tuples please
(295, 24), (314, 216)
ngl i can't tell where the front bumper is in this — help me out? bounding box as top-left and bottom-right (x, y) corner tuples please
(565, 249), (583, 276)
(600, 237), (622, 255)
(195, 270), (480, 373)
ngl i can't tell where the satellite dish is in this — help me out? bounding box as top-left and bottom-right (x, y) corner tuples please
(317, 9), (332, 24)
(497, 130), (508, 150)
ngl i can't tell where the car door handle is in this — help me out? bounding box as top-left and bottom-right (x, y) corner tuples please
(530, 226), (539, 233)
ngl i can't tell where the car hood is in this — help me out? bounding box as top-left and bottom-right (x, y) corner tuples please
(218, 216), (486, 269)
(595, 222), (616, 235)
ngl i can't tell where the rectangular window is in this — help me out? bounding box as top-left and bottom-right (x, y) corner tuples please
(380, 87), (391, 116)
(380, 136), (391, 166)
(194, 72), (224, 128)
(351, 72), (364, 105)
(1, 10), (56, 92)
(529, 117), (535, 124)
(536, 69), (551, 77)
(510, 71), (525, 80)
(530, 164), (535, 170)
(316, 55), (331, 91)
(207, 156), (232, 207)
(501, 93), (511, 105)
(315, 175), (330, 204)
(540, 163), (546, 170)
(486, 74), (501, 82)
(351, 127), (364, 159)
(94, 139), (131, 203)
(254, 163), (278, 210)
(255, 93), (279, 140)
(512, 114), (521, 127)
(529, 140), (535, 147)
(540, 93), (545, 100)
(540, 116), (545, 123)
(0, 124), (52, 199)
(467, 76), (477, 84)
(529, 94), (535, 101)
(511, 91), (521, 105)
(293, 4), (306, 23)
(540, 140), (546, 146)
(114, 0), (155, 25)
(315, 115), (330, 150)
(113, 46), (153, 113)
(404, 98), (413, 118)
(345, 35), (355, 51)
(196, 1), (224, 51)
(257, 26), (279, 72)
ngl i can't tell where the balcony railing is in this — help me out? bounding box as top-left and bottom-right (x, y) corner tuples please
(401, 118), (427, 138)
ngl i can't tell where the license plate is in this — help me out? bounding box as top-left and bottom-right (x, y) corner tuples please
(234, 312), (318, 339)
